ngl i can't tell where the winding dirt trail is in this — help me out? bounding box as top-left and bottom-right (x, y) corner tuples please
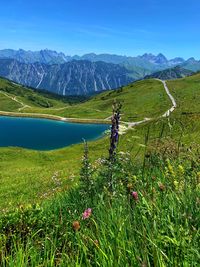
(158, 79), (177, 118)
(124, 79), (177, 128)
(0, 79), (177, 128)
(0, 91), (30, 111)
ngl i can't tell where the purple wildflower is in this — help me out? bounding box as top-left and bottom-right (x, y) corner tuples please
(109, 102), (121, 159)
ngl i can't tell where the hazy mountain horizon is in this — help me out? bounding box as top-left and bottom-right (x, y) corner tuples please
(0, 48), (200, 62)
(0, 48), (199, 96)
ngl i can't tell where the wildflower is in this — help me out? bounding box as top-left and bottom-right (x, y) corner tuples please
(158, 182), (165, 191)
(109, 101), (121, 160)
(82, 208), (92, 220)
(132, 175), (137, 182)
(72, 221), (80, 231)
(166, 159), (175, 177)
(127, 183), (133, 191)
(131, 191), (138, 201)
(178, 165), (184, 175)
(174, 180), (179, 190)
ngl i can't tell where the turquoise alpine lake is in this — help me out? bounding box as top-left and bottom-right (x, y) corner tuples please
(0, 116), (109, 150)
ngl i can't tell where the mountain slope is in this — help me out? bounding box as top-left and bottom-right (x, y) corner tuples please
(1, 49), (200, 81)
(167, 71), (200, 115)
(0, 77), (171, 122)
(144, 66), (194, 80)
(0, 77), (87, 112)
(181, 57), (200, 72)
(0, 59), (133, 95)
(1, 72), (199, 123)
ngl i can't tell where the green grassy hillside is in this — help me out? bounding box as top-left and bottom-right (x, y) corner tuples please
(0, 74), (200, 265)
(0, 76), (175, 209)
(167, 72), (200, 143)
(0, 73), (200, 210)
(0, 78), (67, 110)
(0, 77), (171, 122)
(0, 138), (110, 209)
(66, 79), (170, 121)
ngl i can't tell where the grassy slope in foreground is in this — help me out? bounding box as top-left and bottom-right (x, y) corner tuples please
(1, 148), (199, 266)
(0, 138), (109, 210)
(0, 75), (199, 266)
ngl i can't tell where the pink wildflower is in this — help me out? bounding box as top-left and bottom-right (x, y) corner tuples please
(82, 208), (92, 220)
(132, 191), (139, 201)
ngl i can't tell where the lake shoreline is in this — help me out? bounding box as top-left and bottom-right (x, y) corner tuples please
(0, 111), (111, 125)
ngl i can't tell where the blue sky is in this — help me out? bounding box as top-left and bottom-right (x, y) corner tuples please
(0, 0), (199, 59)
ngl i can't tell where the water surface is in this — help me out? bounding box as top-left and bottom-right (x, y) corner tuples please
(0, 116), (109, 150)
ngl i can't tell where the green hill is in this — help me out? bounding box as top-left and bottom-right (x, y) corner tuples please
(0, 74), (200, 265)
(0, 73), (200, 209)
(0, 77), (173, 208)
(166, 72), (200, 143)
(0, 77), (171, 122)
(0, 77), (87, 111)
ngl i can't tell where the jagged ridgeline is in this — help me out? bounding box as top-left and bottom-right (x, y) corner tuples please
(0, 59), (133, 95)
(144, 66), (194, 80)
(1, 49), (200, 96)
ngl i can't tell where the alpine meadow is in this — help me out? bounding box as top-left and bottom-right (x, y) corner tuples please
(0, 0), (200, 266)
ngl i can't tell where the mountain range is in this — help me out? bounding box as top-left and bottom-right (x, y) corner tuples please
(0, 49), (200, 95)
(1, 49), (199, 69)
(0, 59), (132, 95)
(144, 66), (194, 80)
